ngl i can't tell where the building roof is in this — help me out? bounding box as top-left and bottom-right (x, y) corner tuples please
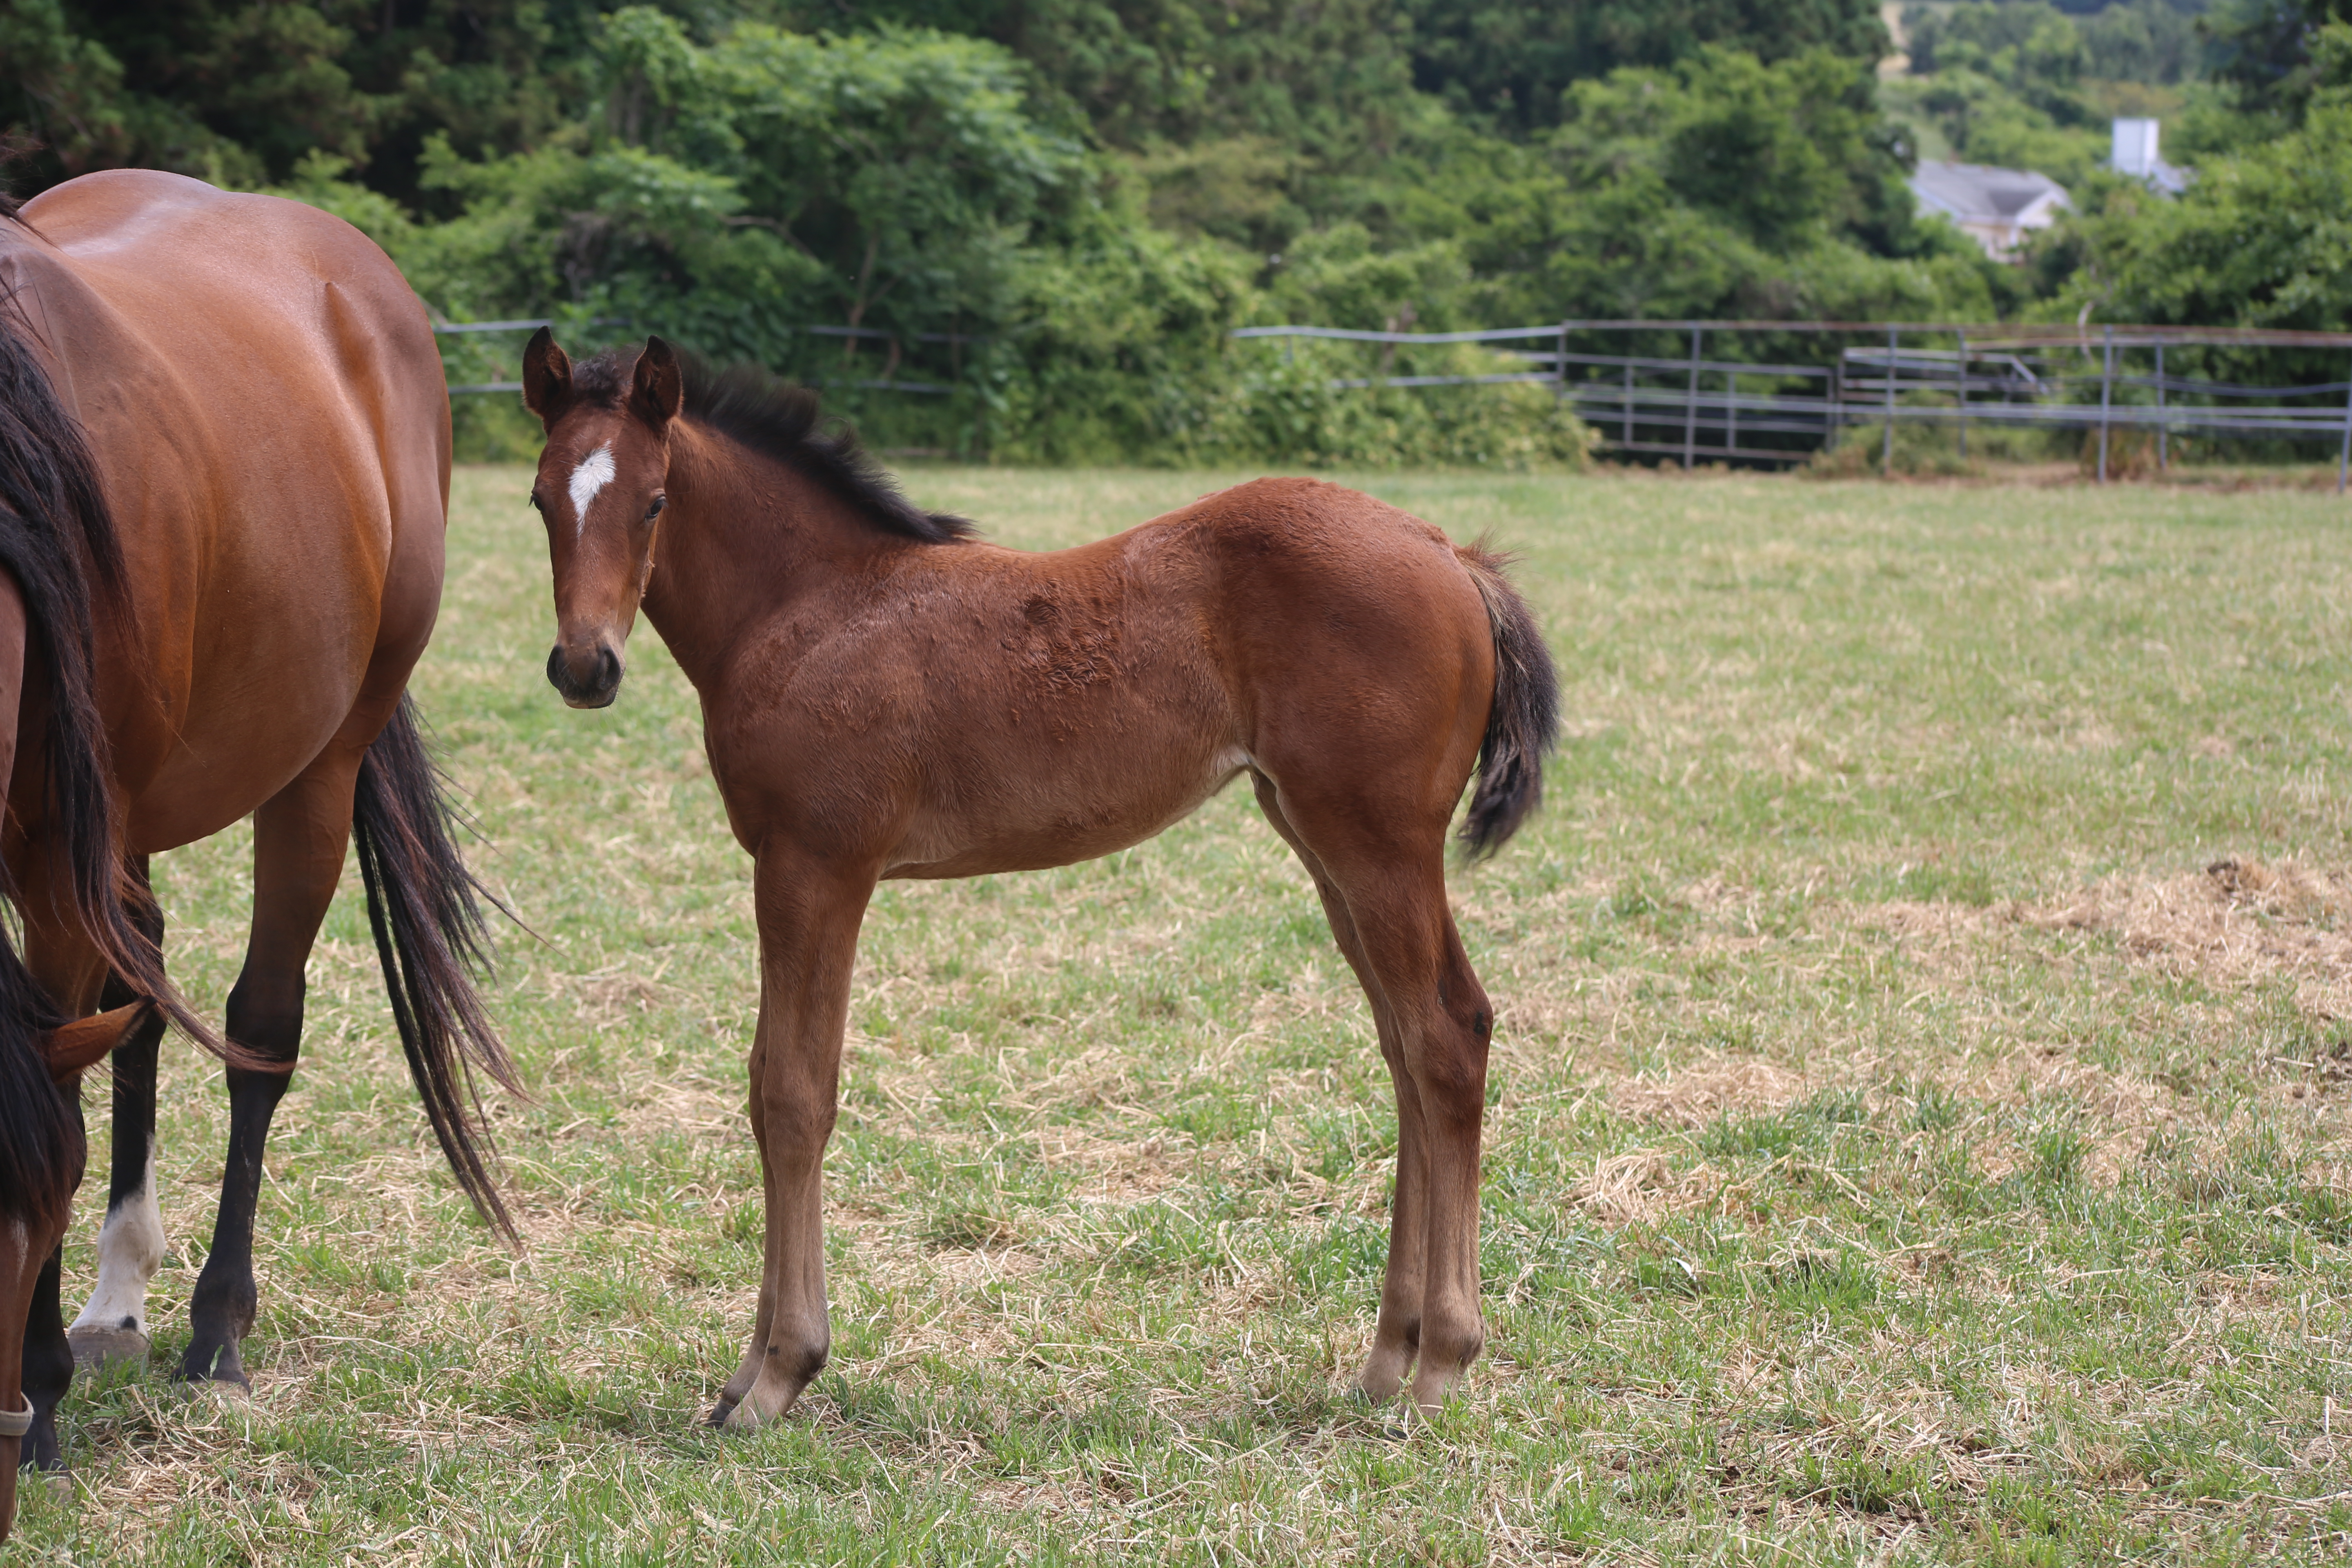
(1908, 161), (2071, 225)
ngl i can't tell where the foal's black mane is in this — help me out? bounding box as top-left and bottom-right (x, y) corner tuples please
(575, 347), (974, 545)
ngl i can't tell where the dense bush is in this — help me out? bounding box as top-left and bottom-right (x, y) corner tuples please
(17, 0), (2350, 466)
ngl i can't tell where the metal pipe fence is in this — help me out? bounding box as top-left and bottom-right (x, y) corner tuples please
(1235, 318), (2352, 487)
(430, 317), (962, 396)
(438, 316), (2352, 486)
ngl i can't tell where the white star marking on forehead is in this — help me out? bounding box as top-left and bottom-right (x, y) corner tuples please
(567, 444), (616, 534)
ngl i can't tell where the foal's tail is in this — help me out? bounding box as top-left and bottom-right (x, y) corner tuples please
(1454, 543), (1559, 859)
(352, 695), (521, 1241)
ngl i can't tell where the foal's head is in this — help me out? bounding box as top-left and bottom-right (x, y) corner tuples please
(520, 329), (683, 709)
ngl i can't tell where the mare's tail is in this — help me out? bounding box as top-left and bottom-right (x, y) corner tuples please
(352, 695), (521, 1240)
(0, 244), (207, 1051)
(1454, 543), (1559, 859)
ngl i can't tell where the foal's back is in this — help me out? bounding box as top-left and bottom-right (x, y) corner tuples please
(713, 475), (1494, 880)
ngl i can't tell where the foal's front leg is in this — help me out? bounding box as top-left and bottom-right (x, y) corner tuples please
(722, 848), (873, 1430)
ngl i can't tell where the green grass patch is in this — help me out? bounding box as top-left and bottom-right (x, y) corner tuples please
(15, 466), (2352, 1563)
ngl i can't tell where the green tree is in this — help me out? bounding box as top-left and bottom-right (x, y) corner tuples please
(1401, 0), (1889, 137)
(2065, 21), (2352, 340)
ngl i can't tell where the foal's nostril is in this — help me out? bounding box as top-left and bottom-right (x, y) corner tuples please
(544, 644), (566, 693)
(597, 645), (621, 693)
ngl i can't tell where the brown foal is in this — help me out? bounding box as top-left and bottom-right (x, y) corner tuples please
(521, 330), (1557, 1421)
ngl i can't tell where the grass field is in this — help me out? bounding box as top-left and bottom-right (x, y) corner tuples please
(10, 465), (2352, 1565)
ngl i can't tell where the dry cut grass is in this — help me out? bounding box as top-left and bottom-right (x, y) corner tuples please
(9, 464), (2352, 1565)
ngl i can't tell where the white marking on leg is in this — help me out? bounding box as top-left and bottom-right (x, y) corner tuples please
(568, 445), (615, 535)
(68, 1155), (162, 1340)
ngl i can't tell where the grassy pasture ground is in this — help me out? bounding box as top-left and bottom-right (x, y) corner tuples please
(10, 464), (2352, 1565)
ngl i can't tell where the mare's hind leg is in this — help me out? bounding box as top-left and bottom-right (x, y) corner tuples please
(181, 756), (364, 1385)
(1250, 774), (1430, 1403)
(1253, 773), (1494, 1414)
(68, 859), (170, 1368)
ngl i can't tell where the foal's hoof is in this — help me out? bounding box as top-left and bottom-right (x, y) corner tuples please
(67, 1326), (150, 1370)
(705, 1399), (738, 1429)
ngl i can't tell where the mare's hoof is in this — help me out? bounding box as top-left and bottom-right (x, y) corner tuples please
(705, 1399), (738, 1429)
(67, 1326), (150, 1370)
(175, 1344), (249, 1388)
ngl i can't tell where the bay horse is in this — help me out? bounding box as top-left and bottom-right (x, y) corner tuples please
(519, 330), (1558, 1423)
(0, 169), (514, 1540)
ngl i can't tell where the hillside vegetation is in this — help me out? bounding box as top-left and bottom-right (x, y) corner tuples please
(7, 1), (2352, 460)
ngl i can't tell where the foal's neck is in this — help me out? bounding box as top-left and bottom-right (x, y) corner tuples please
(638, 423), (903, 695)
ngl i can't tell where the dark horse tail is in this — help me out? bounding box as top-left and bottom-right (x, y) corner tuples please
(352, 696), (523, 1240)
(1454, 543), (1559, 860)
(0, 203), (218, 1213)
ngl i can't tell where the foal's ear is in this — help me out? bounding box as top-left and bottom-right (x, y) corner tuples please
(632, 335), (684, 430)
(521, 327), (573, 425)
(37, 1001), (152, 1084)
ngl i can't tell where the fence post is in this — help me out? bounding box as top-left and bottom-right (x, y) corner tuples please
(2098, 323), (2114, 484)
(1827, 353), (1842, 452)
(2338, 349), (2352, 494)
(2156, 342), (2167, 471)
(1956, 328), (1968, 461)
(1684, 325), (1701, 471)
(1881, 325), (1897, 473)
(1622, 359), (1633, 451)
(1726, 365), (1738, 458)
(1556, 320), (1569, 405)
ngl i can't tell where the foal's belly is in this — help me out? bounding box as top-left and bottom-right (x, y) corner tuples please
(881, 744), (1252, 880)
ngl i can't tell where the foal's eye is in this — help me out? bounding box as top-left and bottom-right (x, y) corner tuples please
(646, 495), (667, 521)
(528, 491), (546, 513)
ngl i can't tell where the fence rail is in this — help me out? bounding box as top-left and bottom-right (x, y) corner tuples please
(430, 317), (960, 396)
(1238, 319), (2352, 486)
(434, 315), (2352, 486)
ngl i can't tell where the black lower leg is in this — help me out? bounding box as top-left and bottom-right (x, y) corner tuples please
(99, 1011), (161, 1218)
(20, 1247), (70, 1472)
(179, 978), (299, 1386)
(100, 859), (165, 1220)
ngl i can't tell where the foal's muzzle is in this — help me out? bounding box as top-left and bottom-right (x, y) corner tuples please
(547, 642), (623, 708)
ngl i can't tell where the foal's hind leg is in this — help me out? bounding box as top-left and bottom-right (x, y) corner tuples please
(1251, 775), (1429, 1403)
(1253, 776), (1494, 1414)
(181, 756), (364, 1385)
(68, 860), (169, 1368)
